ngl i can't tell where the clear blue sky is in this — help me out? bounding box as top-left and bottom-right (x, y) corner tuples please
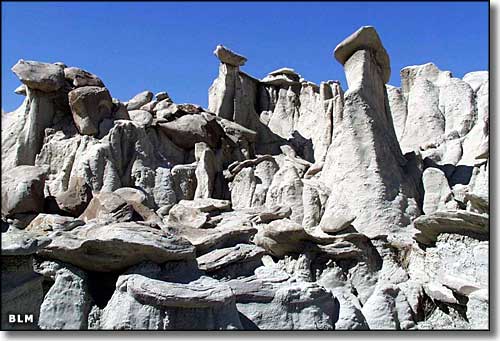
(2, 1), (488, 112)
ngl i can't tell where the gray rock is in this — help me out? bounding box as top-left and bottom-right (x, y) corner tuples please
(128, 109), (153, 127)
(361, 284), (415, 330)
(424, 282), (458, 304)
(2, 165), (46, 216)
(466, 289), (488, 329)
(114, 187), (148, 206)
(64, 67), (104, 88)
(37, 261), (93, 330)
(55, 176), (93, 217)
(2, 89), (59, 173)
(249, 205), (291, 224)
(422, 168), (458, 214)
(78, 192), (135, 223)
(320, 214), (356, 234)
(194, 142), (218, 199)
(413, 210), (488, 245)
(68, 86), (113, 135)
(197, 244), (265, 277)
(386, 85), (407, 141)
(25, 214), (84, 236)
(170, 221), (257, 255)
(208, 63), (259, 131)
(155, 91), (170, 101)
(172, 163), (197, 201)
(214, 45), (247, 67)
(125, 90), (153, 111)
(322, 38), (420, 238)
(1, 230), (49, 330)
(12, 59), (65, 92)
(1, 229), (51, 256)
(38, 221), (195, 272)
(178, 198), (231, 212)
(167, 203), (208, 229)
(158, 114), (224, 150)
(227, 270), (338, 330)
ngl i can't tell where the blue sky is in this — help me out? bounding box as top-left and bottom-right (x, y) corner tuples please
(2, 1), (488, 112)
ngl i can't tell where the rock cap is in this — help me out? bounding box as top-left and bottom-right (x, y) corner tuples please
(214, 45), (247, 67)
(334, 26), (390, 83)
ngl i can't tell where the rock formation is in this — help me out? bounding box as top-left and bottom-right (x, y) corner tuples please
(1, 26), (488, 330)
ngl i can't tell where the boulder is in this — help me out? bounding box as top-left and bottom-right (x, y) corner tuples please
(167, 203), (208, 229)
(125, 90), (153, 111)
(320, 214), (356, 234)
(1, 165), (46, 216)
(64, 67), (104, 88)
(55, 177), (93, 217)
(158, 114), (224, 150)
(171, 164), (197, 201)
(128, 109), (153, 127)
(68, 86), (113, 135)
(11, 60), (65, 92)
(79, 192), (136, 223)
(170, 222), (257, 255)
(114, 187), (148, 206)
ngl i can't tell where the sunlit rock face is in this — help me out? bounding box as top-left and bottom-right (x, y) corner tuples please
(1, 26), (488, 330)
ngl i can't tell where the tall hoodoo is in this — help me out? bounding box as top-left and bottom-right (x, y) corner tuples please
(321, 26), (421, 239)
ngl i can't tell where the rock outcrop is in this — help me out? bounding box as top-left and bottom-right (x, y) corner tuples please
(0, 25), (488, 330)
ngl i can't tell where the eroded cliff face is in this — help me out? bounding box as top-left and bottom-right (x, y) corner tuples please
(1, 27), (488, 330)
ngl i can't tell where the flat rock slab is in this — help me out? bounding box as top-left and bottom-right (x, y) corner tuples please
(25, 214), (85, 236)
(214, 45), (247, 67)
(128, 275), (235, 308)
(414, 210), (489, 245)
(197, 244), (266, 272)
(38, 221), (195, 272)
(11, 60), (65, 92)
(1, 230), (51, 256)
(178, 198), (231, 212)
(170, 224), (257, 255)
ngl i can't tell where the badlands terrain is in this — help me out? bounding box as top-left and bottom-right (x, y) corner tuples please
(1, 26), (489, 330)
